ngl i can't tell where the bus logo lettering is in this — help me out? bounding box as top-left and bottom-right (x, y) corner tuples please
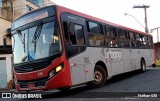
(102, 49), (122, 59)
(38, 72), (43, 76)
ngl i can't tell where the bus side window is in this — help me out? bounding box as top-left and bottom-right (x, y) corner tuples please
(68, 23), (85, 45)
(88, 21), (104, 46)
(64, 22), (85, 58)
(105, 25), (110, 47)
(63, 21), (70, 44)
(143, 36), (149, 48)
(63, 22), (85, 45)
(129, 32), (136, 48)
(118, 29), (127, 48)
(74, 24), (85, 45)
(68, 23), (77, 45)
(108, 27), (118, 47)
(135, 34), (141, 48)
(139, 35), (144, 48)
(148, 36), (153, 49)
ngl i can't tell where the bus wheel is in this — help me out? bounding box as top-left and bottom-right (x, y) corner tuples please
(88, 65), (107, 88)
(141, 60), (146, 72)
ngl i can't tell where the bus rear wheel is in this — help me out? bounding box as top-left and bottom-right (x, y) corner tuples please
(88, 65), (107, 88)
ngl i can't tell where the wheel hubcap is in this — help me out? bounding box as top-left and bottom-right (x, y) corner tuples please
(94, 70), (103, 83)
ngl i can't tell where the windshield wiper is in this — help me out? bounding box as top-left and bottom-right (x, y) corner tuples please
(17, 30), (24, 44)
(32, 23), (43, 52)
(17, 30), (26, 53)
(17, 30), (28, 62)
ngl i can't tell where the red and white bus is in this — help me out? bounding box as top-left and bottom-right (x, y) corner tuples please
(11, 5), (154, 92)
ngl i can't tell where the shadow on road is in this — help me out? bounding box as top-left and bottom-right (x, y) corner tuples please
(106, 69), (149, 84)
(22, 69), (153, 100)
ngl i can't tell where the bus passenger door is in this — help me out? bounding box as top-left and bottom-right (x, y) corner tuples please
(61, 13), (87, 85)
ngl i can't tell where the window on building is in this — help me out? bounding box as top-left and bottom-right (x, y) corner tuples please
(0, 0), (12, 21)
(0, 0), (2, 8)
(28, 0), (44, 7)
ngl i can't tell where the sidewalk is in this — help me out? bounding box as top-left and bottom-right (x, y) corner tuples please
(0, 89), (17, 92)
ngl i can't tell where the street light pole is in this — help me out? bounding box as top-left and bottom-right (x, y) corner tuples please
(124, 13), (145, 29)
(133, 5), (150, 33)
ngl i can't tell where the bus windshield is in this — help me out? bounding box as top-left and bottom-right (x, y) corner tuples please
(13, 21), (62, 64)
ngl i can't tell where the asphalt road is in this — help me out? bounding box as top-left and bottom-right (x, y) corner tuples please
(1, 67), (160, 101)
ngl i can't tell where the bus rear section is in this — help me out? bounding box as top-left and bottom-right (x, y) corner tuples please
(60, 10), (154, 88)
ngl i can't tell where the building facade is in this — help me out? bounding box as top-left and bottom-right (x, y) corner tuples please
(0, 0), (13, 90)
(154, 42), (160, 67)
(0, 0), (54, 90)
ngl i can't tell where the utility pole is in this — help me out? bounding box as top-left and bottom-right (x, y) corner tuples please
(133, 5), (150, 33)
(150, 27), (160, 42)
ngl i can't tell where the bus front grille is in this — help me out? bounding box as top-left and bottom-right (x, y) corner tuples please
(18, 78), (47, 88)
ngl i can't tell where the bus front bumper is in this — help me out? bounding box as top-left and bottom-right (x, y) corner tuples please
(15, 71), (71, 92)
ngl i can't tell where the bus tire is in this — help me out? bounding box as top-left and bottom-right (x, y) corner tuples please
(152, 63), (156, 68)
(88, 65), (107, 88)
(141, 60), (146, 72)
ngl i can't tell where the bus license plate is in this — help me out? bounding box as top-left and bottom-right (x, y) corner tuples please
(27, 83), (35, 88)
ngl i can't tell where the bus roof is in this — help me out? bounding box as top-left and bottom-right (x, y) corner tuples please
(56, 5), (152, 37)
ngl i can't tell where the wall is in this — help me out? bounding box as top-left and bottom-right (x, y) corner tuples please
(44, 0), (55, 6)
(0, 18), (11, 45)
(12, 0), (26, 20)
(0, 54), (12, 89)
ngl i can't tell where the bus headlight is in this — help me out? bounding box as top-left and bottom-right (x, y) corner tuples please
(49, 65), (63, 79)
(55, 65), (62, 72)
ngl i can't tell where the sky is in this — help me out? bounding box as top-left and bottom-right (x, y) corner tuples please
(51, 0), (160, 43)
